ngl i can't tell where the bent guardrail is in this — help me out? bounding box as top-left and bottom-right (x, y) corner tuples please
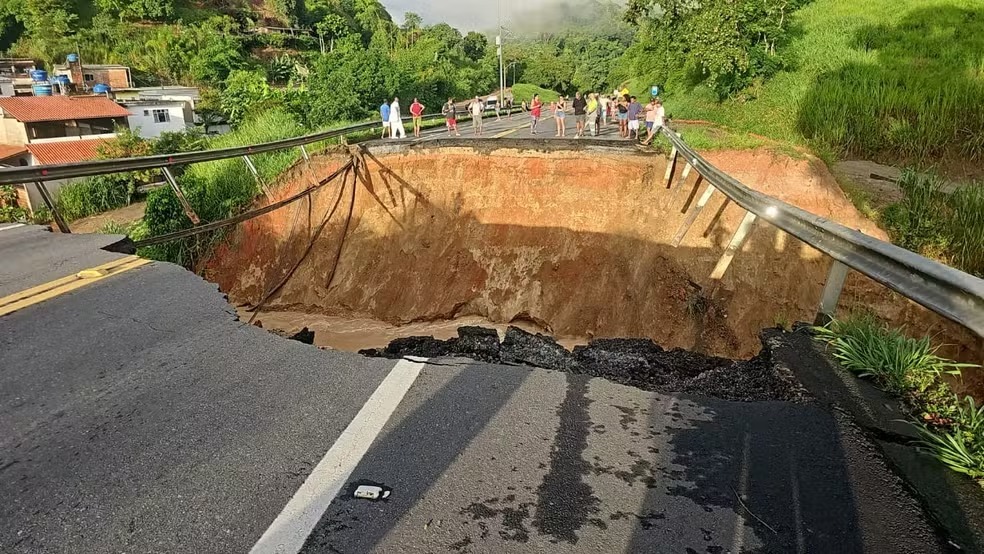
(659, 126), (984, 337)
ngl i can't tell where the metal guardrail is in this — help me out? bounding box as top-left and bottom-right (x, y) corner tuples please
(2, 117), (979, 337)
(659, 126), (984, 337)
(0, 116), (442, 185)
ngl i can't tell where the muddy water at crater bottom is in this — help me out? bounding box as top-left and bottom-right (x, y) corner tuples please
(241, 309), (588, 352)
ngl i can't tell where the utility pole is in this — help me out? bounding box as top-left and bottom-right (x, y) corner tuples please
(497, 0), (505, 99)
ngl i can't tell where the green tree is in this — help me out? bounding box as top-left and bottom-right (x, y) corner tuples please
(95, 0), (175, 22)
(462, 31), (487, 61)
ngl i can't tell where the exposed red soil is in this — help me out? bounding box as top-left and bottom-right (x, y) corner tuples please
(202, 143), (982, 392)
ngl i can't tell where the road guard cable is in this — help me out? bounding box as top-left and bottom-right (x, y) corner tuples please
(132, 160), (354, 249)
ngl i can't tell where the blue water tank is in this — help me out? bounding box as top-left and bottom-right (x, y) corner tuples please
(92, 83), (111, 94)
(67, 53), (79, 63)
(32, 83), (53, 96)
(30, 70), (48, 82)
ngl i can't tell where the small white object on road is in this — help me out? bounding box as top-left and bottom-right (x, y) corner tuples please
(353, 485), (391, 500)
(249, 358), (425, 554)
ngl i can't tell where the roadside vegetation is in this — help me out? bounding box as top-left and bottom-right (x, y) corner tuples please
(882, 172), (984, 277)
(814, 315), (983, 488)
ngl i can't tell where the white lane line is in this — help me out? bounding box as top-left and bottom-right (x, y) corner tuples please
(0, 223), (24, 232)
(250, 357), (427, 554)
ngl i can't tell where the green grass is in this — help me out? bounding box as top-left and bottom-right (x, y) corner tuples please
(141, 109), (306, 266)
(652, 0), (984, 166)
(675, 124), (769, 151)
(813, 314), (968, 396)
(882, 170), (984, 277)
(509, 83), (560, 103)
(814, 314), (983, 487)
(55, 174), (134, 221)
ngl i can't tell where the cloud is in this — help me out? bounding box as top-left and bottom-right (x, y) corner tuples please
(381, 0), (579, 32)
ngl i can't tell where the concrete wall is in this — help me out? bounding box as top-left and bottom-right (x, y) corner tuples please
(126, 102), (191, 138)
(0, 117), (28, 145)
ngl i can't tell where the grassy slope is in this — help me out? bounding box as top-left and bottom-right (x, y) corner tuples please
(510, 83), (560, 103)
(629, 0), (983, 162)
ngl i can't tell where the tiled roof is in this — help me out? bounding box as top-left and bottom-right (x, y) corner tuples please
(0, 144), (27, 161)
(0, 96), (131, 123)
(27, 138), (110, 165)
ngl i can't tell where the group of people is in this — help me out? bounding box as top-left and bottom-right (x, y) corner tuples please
(516, 91), (665, 142)
(379, 90), (665, 142)
(379, 97), (428, 139)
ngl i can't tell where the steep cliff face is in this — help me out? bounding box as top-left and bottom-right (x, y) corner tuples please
(203, 142), (980, 369)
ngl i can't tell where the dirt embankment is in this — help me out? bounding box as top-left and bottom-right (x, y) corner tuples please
(202, 142), (981, 389)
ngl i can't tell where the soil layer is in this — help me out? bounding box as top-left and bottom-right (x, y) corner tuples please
(203, 141), (982, 382)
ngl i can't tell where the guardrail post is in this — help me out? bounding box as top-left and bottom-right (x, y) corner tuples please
(814, 260), (850, 325)
(674, 162), (693, 190)
(35, 181), (70, 233)
(672, 183), (716, 247)
(299, 144), (310, 161)
(703, 198), (732, 238)
(680, 174), (704, 213)
(242, 155), (274, 198)
(161, 167), (201, 225)
(708, 211), (758, 282)
(663, 147), (678, 188)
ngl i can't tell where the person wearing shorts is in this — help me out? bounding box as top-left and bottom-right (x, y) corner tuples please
(617, 97), (629, 138)
(469, 96), (484, 136)
(554, 96), (567, 137)
(643, 97), (665, 145)
(585, 93), (598, 137)
(626, 96), (642, 140)
(379, 99), (391, 139)
(409, 98), (425, 138)
(442, 98), (460, 136)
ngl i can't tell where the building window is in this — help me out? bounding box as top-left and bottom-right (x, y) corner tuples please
(83, 73), (94, 82)
(143, 110), (150, 116)
(152, 109), (170, 123)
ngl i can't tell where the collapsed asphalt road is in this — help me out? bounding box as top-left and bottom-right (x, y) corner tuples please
(0, 226), (952, 553)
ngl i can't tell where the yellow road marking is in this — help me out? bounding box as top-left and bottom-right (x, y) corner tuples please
(0, 255), (152, 317)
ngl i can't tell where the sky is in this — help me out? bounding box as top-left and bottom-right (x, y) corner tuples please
(381, 0), (568, 32)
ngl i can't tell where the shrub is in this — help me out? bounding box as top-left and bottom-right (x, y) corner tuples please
(918, 396), (984, 488)
(55, 174), (135, 221)
(882, 170), (984, 277)
(813, 314), (967, 396)
(141, 109), (306, 266)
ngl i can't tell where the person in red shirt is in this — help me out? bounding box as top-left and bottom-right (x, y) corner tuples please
(530, 94), (543, 135)
(409, 98), (425, 138)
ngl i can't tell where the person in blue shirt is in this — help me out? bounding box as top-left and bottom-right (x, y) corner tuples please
(380, 100), (391, 139)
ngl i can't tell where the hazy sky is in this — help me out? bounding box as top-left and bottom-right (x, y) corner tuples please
(382, 0), (563, 31)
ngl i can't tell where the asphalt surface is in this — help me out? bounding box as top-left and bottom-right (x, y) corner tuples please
(0, 211), (949, 549)
(407, 110), (634, 143)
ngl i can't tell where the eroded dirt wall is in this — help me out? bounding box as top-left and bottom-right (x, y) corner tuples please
(203, 143), (981, 376)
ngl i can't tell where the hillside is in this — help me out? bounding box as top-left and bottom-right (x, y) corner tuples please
(622, 0), (984, 175)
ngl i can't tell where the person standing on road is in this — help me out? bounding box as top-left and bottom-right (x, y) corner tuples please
(389, 96), (406, 139)
(379, 99), (391, 139)
(642, 97), (666, 145)
(598, 95), (609, 129)
(554, 96), (568, 137)
(409, 98), (425, 138)
(469, 96), (484, 136)
(617, 95), (629, 138)
(530, 94), (543, 134)
(442, 97), (460, 137)
(572, 92), (587, 138)
(627, 96), (642, 141)
(494, 97), (502, 121)
(585, 93), (599, 137)
(506, 97), (514, 119)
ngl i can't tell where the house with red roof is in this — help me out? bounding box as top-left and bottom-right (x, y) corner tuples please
(0, 95), (131, 213)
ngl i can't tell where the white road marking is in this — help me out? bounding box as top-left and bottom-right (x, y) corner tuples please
(249, 357), (427, 554)
(0, 223), (24, 232)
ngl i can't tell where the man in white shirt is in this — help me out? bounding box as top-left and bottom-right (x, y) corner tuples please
(469, 96), (484, 136)
(389, 97), (406, 139)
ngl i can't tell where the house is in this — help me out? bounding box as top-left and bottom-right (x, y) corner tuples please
(121, 99), (193, 138)
(112, 86), (231, 136)
(0, 95), (129, 213)
(0, 95), (131, 144)
(53, 62), (132, 91)
(0, 58), (41, 95)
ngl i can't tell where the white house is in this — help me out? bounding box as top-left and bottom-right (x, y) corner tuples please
(121, 99), (194, 138)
